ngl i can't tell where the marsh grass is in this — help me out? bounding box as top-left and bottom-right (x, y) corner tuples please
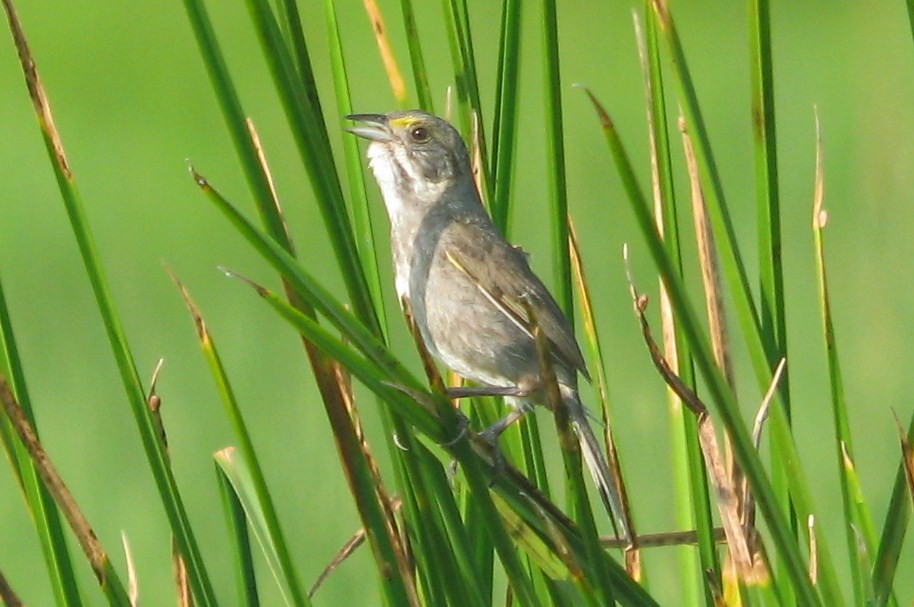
(1, 0), (913, 605)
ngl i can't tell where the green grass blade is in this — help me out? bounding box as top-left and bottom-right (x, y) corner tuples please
(2, 4), (217, 603)
(748, 4), (795, 601)
(412, 442), (488, 607)
(325, 0), (387, 326)
(275, 1), (321, 118)
(639, 8), (718, 600)
(215, 449), (300, 606)
(398, 0), (434, 111)
(46, 98), (219, 607)
(223, 262), (659, 605)
(649, 4), (850, 602)
(749, 0), (788, 385)
(541, 0), (572, 320)
(190, 173), (437, 409)
(552, 408), (617, 605)
(235, 269), (553, 605)
(460, 471), (495, 603)
(442, 0), (484, 136)
(0, 373), (132, 606)
(839, 448), (882, 605)
(216, 464), (260, 607)
(872, 411), (914, 607)
(453, 452), (545, 607)
(175, 279), (310, 606)
(489, 0), (521, 234)
(811, 119), (876, 607)
(414, 443), (488, 607)
(441, 0), (494, 209)
(243, 0), (378, 331)
(0, 274), (83, 607)
(649, 2), (764, 360)
(180, 0), (295, 252)
(580, 88), (823, 606)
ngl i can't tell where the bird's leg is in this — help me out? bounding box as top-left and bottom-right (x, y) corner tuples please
(444, 385), (538, 399)
(475, 407), (529, 483)
(479, 407), (528, 444)
(443, 384), (535, 483)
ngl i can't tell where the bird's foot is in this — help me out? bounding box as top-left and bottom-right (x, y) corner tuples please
(476, 426), (510, 486)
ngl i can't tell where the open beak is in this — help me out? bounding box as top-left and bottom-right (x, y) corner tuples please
(345, 114), (393, 142)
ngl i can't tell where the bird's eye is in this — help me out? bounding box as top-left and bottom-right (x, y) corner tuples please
(410, 126), (430, 143)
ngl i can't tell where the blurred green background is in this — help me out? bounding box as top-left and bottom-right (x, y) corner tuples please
(2, 1), (913, 605)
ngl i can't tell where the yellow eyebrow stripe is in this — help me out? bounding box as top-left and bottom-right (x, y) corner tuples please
(389, 116), (420, 129)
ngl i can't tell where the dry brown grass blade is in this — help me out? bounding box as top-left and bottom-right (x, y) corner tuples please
(121, 532), (139, 606)
(309, 497), (404, 598)
(567, 220), (640, 575)
(602, 526), (726, 549)
(1, 0), (70, 179)
(401, 296), (447, 397)
(0, 566), (24, 607)
(362, 0), (407, 106)
(146, 358), (167, 447)
(144, 359), (194, 607)
(813, 108), (827, 232)
(529, 306), (563, 428)
(0, 372), (110, 586)
(623, 249), (767, 584)
(678, 116), (734, 387)
(632, 13), (680, 378)
(290, 295), (417, 604)
(807, 514), (819, 585)
(678, 116), (760, 588)
(330, 350), (417, 605)
(471, 111), (487, 209)
(173, 535), (192, 607)
(703, 569), (726, 607)
(246, 118), (288, 235)
(742, 359), (784, 538)
(311, 530), (366, 599)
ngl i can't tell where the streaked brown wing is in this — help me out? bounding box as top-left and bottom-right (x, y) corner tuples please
(442, 220), (590, 380)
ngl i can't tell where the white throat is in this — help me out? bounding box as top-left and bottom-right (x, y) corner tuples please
(366, 141), (448, 301)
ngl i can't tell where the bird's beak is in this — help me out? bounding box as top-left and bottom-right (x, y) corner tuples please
(345, 114), (393, 142)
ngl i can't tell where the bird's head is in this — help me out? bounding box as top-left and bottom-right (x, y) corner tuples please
(346, 111), (472, 213)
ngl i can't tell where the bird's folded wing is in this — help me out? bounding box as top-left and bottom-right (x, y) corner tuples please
(443, 222), (590, 379)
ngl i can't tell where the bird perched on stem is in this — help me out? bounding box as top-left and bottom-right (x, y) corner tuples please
(346, 110), (630, 542)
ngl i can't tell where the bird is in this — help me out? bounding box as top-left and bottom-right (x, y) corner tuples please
(346, 109), (629, 541)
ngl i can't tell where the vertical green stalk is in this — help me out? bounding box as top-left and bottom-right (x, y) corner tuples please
(216, 465), (259, 607)
(179, 283), (309, 606)
(641, 7), (718, 602)
(490, 0), (522, 235)
(0, 276), (82, 607)
(749, 0), (787, 391)
(3, 2), (217, 602)
(245, 0), (379, 330)
(872, 413), (914, 607)
(748, 1), (795, 602)
(442, 0), (493, 207)
(399, 0), (434, 111)
(542, 0), (573, 321)
(583, 88), (823, 605)
(325, 0), (386, 327)
(811, 125), (866, 606)
(446, 0), (485, 132)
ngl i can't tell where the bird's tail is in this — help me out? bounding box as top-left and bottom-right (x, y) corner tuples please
(561, 384), (631, 543)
